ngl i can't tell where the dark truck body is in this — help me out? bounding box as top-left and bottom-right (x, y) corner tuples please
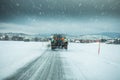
(51, 34), (68, 50)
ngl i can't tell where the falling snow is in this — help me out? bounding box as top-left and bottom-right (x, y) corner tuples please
(16, 3), (20, 7)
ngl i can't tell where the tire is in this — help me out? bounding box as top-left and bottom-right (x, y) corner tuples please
(64, 45), (68, 50)
(51, 45), (56, 50)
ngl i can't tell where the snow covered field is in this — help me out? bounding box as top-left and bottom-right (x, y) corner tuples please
(61, 43), (120, 80)
(0, 41), (47, 80)
(0, 41), (120, 80)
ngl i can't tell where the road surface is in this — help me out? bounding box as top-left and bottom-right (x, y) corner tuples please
(4, 49), (67, 80)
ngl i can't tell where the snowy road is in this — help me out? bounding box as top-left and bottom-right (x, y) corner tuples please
(0, 41), (120, 80)
(4, 49), (65, 80)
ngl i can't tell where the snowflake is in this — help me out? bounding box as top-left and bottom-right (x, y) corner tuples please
(39, 12), (42, 15)
(78, 3), (82, 7)
(101, 12), (105, 16)
(16, 3), (20, 7)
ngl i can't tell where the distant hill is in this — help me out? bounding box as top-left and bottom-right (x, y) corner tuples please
(67, 32), (120, 39)
(0, 32), (28, 37)
(0, 32), (120, 39)
(97, 32), (120, 38)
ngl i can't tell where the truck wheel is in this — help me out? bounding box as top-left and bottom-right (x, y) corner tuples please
(51, 45), (55, 50)
(64, 45), (68, 50)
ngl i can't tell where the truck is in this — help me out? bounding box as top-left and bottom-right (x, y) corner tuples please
(51, 34), (68, 50)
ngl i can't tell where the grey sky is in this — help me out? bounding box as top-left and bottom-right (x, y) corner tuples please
(0, 0), (120, 34)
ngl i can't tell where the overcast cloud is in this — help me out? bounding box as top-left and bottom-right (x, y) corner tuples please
(0, 0), (120, 34)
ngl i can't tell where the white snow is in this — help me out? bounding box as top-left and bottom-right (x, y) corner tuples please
(0, 41), (120, 80)
(61, 43), (120, 80)
(0, 41), (49, 80)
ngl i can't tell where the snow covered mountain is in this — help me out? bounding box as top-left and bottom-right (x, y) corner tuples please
(0, 32), (120, 40)
(68, 32), (120, 40)
(98, 32), (120, 38)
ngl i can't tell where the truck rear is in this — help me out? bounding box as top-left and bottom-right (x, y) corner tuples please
(51, 34), (68, 50)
